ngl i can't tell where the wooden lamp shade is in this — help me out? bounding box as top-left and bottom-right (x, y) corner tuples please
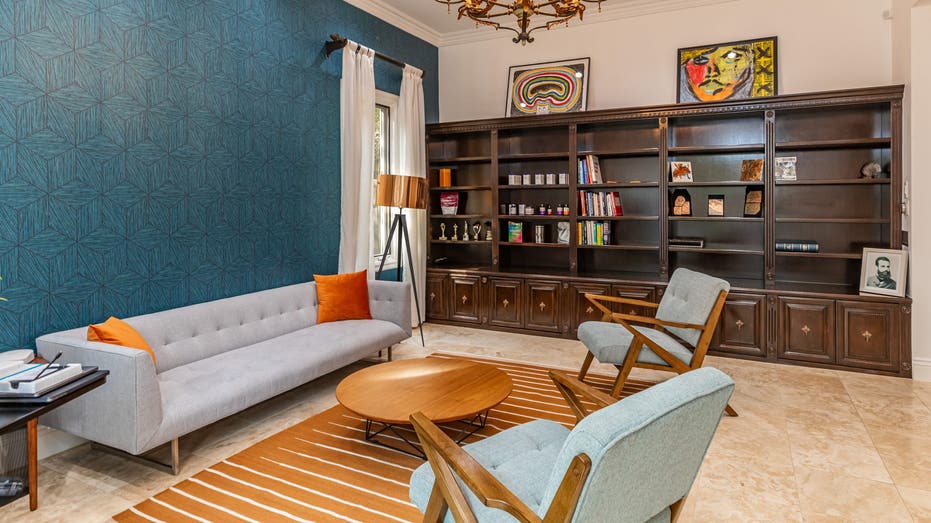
(375, 174), (427, 209)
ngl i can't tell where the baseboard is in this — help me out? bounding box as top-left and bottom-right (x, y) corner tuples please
(913, 358), (931, 382)
(37, 425), (87, 460)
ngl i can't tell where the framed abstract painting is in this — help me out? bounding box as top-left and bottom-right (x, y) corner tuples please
(506, 58), (590, 117)
(677, 37), (777, 103)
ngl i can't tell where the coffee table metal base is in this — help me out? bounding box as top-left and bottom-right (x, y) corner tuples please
(363, 411), (490, 459)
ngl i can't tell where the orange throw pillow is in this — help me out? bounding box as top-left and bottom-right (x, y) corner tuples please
(314, 270), (372, 324)
(87, 317), (156, 363)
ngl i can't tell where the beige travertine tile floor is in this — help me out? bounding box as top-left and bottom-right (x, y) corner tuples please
(2, 322), (930, 522)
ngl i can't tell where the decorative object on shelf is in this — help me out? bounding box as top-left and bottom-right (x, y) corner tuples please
(670, 237), (705, 248)
(545, 173), (556, 184)
(743, 187), (763, 217)
(859, 248), (907, 298)
(859, 161), (885, 179)
(740, 159), (764, 181)
(452, 223), (459, 240)
(670, 189), (692, 216)
(439, 191), (460, 215)
(522, 173), (532, 184)
(708, 194), (725, 216)
(506, 58), (590, 116)
(677, 36), (777, 103)
(534, 173), (545, 184)
(484, 221), (493, 241)
(508, 221), (523, 243)
(472, 222), (482, 241)
(438, 168), (453, 187)
(558, 172), (568, 184)
(775, 156), (797, 181)
(439, 223), (447, 240)
(435, 0), (606, 45)
(557, 222), (570, 244)
(775, 240), (819, 252)
(534, 224), (545, 243)
(374, 173), (428, 345)
(670, 161), (693, 183)
(462, 221), (470, 241)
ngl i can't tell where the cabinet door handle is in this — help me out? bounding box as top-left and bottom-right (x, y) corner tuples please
(862, 330), (872, 343)
(735, 319), (744, 330)
(461, 295), (468, 304)
(585, 306), (594, 314)
(629, 309), (637, 316)
(801, 325), (811, 336)
(430, 292), (436, 301)
(502, 299), (509, 308)
(539, 301), (547, 311)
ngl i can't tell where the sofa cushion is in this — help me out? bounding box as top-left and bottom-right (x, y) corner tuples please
(577, 321), (695, 368)
(409, 419), (569, 523)
(87, 317), (156, 363)
(143, 319), (406, 452)
(314, 270), (372, 324)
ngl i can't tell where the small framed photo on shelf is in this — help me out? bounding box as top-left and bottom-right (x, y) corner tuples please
(743, 188), (763, 217)
(670, 189), (692, 216)
(775, 157), (797, 181)
(859, 248), (907, 297)
(708, 194), (725, 216)
(740, 159), (764, 181)
(670, 161), (693, 183)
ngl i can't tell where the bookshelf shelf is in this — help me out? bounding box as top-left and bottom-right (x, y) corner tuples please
(669, 216), (764, 222)
(577, 147), (660, 157)
(775, 217), (889, 224)
(499, 152), (569, 161)
(775, 251), (863, 259)
(668, 181), (764, 187)
(775, 137), (891, 151)
(500, 242), (570, 249)
(775, 179), (891, 186)
(431, 214), (485, 219)
(429, 156), (492, 165)
(579, 182), (659, 188)
(668, 144), (765, 154)
(429, 185), (491, 191)
(577, 244), (660, 251)
(498, 215), (569, 220)
(498, 185), (570, 190)
(579, 215), (659, 221)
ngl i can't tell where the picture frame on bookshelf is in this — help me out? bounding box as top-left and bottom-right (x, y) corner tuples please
(743, 188), (763, 217)
(859, 248), (907, 298)
(676, 36), (777, 103)
(775, 157), (797, 181)
(670, 161), (693, 183)
(670, 189), (692, 216)
(708, 194), (725, 216)
(505, 58), (590, 117)
(740, 159), (764, 181)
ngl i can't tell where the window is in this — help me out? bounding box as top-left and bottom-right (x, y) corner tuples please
(372, 91), (399, 268)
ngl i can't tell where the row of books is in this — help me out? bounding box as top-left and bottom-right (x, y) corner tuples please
(578, 221), (612, 246)
(578, 155), (603, 184)
(775, 240), (819, 252)
(579, 191), (623, 217)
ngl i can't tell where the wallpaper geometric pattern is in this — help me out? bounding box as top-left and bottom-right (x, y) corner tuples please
(0, 0), (438, 351)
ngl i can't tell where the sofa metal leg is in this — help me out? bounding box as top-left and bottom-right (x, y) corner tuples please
(387, 346), (393, 361)
(91, 438), (181, 475)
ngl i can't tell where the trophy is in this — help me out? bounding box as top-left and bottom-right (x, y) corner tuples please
(484, 221), (493, 241)
(452, 223), (459, 240)
(462, 220), (470, 241)
(472, 222), (481, 241)
(439, 223), (447, 240)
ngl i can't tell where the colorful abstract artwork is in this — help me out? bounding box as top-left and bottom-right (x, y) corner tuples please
(677, 37), (777, 103)
(506, 58), (590, 117)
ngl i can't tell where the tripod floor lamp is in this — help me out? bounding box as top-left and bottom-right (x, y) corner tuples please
(375, 174), (427, 346)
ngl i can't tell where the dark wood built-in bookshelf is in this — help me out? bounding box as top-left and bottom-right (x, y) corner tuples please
(425, 86), (911, 378)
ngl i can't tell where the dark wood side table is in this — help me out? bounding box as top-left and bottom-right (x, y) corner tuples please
(0, 369), (108, 510)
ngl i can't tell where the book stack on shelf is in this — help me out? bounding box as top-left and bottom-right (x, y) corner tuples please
(578, 154), (603, 184)
(579, 191), (623, 216)
(579, 222), (612, 246)
(775, 240), (820, 253)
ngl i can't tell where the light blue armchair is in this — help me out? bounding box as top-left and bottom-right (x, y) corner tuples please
(409, 367), (735, 523)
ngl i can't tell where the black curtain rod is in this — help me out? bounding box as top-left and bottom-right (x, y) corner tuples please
(324, 33), (426, 78)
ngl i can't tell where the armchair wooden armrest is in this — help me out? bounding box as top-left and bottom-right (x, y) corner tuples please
(549, 370), (617, 422)
(584, 293), (659, 309)
(610, 313), (705, 331)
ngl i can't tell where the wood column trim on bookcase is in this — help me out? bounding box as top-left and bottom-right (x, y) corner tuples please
(765, 110), (776, 281)
(891, 100), (903, 247)
(491, 129), (500, 270)
(658, 117), (669, 278)
(569, 124), (579, 274)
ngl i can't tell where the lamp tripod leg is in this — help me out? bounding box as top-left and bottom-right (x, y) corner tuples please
(399, 215), (426, 347)
(376, 214), (400, 278)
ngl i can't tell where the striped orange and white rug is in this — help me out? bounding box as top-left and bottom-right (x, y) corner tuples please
(113, 353), (646, 523)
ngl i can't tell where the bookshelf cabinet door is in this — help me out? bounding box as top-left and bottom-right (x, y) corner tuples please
(836, 301), (900, 372)
(525, 280), (562, 333)
(426, 273), (449, 320)
(712, 293), (766, 358)
(610, 285), (657, 317)
(570, 283), (611, 335)
(778, 297), (835, 364)
(451, 275), (483, 324)
(489, 278), (524, 329)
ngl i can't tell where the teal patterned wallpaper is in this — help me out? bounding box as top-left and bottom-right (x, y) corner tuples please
(0, 0), (438, 350)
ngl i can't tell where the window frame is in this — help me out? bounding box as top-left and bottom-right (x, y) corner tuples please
(372, 90), (400, 270)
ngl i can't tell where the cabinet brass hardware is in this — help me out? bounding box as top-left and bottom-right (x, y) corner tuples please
(585, 306), (594, 314)
(461, 295), (468, 304)
(801, 325), (811, 336)
(735, 319), (744, 330)
(539, 302), (547, 311)
(629, 309), (637, 315)
(502, 299), (509, 308)
(430, 292), (436, 301)
(862, 330), (872, 343)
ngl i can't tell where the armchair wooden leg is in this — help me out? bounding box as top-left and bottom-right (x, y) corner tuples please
(423, 484), (450, 523)
(611, 346), (640, 398)
(578, 352), (595, 381)
(725, 403), (738, 417)
(670, 496), (688, 523)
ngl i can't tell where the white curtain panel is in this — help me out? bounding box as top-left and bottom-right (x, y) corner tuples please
(397, 65), (427, 326)
(338, 41), (376, 276)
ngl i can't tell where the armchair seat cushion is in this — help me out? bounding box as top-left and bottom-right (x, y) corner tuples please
(410, 419), (570, 522)
(578, 321), (694, 368)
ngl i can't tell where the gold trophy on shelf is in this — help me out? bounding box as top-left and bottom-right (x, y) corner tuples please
(439, 223), (447, 240)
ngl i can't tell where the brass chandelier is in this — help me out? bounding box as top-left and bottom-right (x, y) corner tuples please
(436, 0), (606, 45)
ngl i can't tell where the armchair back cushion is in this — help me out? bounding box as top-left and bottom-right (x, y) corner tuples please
(655, 268), (729, 346)
(539, 367), (734, 523)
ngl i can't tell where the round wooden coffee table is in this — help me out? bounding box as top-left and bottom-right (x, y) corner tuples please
(336, 358), (512, 457)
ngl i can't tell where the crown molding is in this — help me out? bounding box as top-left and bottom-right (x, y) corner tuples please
(341, 0), (444, 46)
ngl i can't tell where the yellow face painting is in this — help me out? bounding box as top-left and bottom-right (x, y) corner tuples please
(684, 45), (753, 102)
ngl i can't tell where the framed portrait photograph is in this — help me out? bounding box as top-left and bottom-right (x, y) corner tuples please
(677, 36), (777, 103)
(506, 58), (590, 117)
(859, 248), (908, 297)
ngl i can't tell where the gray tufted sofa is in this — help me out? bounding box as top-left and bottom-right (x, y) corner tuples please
(35, 280), (411, 472)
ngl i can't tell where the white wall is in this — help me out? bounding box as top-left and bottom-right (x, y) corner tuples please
(909, 0), (931, 380)
(439, 0), (893, 121)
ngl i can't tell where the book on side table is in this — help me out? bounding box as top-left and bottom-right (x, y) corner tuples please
(0, 363), (91, 398)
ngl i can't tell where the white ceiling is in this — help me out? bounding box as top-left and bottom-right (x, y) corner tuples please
(344, 0), (739, 47)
